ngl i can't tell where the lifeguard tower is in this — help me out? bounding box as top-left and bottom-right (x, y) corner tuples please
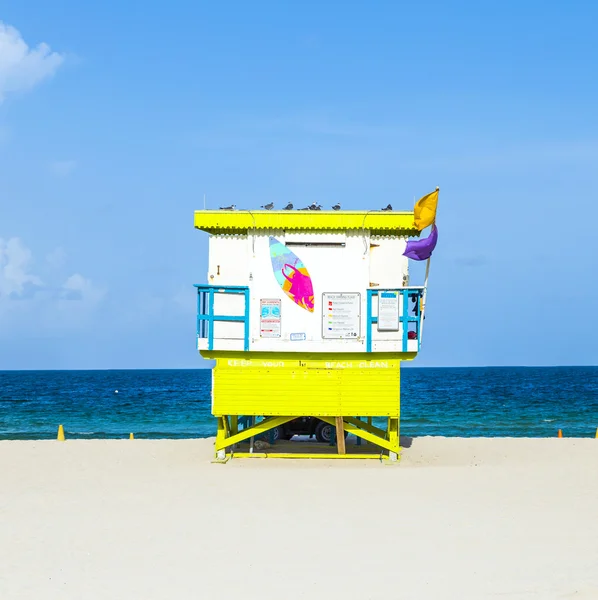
(194, 192), (438, 461)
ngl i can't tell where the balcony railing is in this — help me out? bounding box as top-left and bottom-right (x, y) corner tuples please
(194, 285), (250, 351)
(366, 288), (424, 352)
(195, 284), (423, 354)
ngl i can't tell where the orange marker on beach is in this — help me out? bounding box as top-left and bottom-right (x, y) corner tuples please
(129, 433), (134, 440)
(558, 429), (563, 438)
(57, 424), (65, 441)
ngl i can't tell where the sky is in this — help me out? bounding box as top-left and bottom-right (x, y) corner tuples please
(0, 1), (597, 369)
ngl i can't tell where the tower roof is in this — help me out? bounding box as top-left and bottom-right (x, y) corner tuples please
(194, 210), (419, 236)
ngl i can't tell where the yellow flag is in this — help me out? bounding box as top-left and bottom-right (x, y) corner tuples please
(413, 188), (439, 231)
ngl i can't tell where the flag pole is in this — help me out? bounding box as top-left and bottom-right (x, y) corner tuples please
(418, 186), (439, 343)
(419, 255), (431, 342)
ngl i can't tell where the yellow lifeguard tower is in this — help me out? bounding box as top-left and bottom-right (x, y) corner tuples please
(194, 194), (438, 461)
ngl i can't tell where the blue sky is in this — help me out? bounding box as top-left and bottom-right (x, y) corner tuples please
(1, 1), (597, 369)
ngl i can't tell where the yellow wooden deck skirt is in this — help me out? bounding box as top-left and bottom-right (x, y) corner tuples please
(208, 353), (402, 417)
(194, 210), (419, 236)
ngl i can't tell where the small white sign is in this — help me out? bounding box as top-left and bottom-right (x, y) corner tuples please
(260, 299), (281, 338)
(322, 293), (361, 339)
(378, 291), (400, 331)
(290, 332), (306, 341)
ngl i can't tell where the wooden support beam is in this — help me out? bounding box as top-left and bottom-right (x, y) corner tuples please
(215, 416), (227, 460)
(214, 415), (296, 451)
(343, 416), (387, 439)
(222, 415), (230, 437)
(318, 417), (396, 454)
(233, 453), (385, 459)
(335, 417), (346, 455)
(388, 417), (400, 462)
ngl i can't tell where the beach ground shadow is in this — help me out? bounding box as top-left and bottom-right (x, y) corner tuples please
(400, 435), (413, 448)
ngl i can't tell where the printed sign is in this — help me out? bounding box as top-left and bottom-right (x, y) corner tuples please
(322, 293), (361, 339)
(290, 332), (306, 341)
(378, 291), (400, 331)
(260, 299), (281, 338)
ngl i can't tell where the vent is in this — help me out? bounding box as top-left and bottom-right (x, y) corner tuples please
(285, 242), (346, 248)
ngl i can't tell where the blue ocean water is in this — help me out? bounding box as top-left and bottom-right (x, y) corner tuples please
(0, 367), (597, 440)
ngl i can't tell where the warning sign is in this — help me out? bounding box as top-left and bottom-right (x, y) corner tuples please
(378, 291), (400, 331)
(322, 293), (361, 339)
(260, 299), (281, 338)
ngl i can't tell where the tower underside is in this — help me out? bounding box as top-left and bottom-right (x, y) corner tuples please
(205, 352), (410, 461)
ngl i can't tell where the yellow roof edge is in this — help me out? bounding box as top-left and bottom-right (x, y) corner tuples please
(194, 210), (419, 236)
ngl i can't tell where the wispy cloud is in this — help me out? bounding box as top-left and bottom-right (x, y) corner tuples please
(0, 21), (64, 102)
(0, 237), (42, 297)
(61, 273), (105, 303)
(0, 236), (105, 331)
(49, 159), (77, 177)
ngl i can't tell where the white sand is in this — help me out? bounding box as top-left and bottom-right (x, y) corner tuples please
(1, 437), (597, 599)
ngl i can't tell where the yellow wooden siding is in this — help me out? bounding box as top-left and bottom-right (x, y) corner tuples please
(211, 354), (401, 417)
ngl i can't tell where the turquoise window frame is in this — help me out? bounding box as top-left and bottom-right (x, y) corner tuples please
(366, 288), (423, 353)
(194, 284), (250, 351)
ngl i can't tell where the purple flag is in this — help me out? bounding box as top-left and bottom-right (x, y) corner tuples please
(403, 224), (438, 261)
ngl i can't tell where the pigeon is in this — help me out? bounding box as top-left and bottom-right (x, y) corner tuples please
(332, 203), (341, 211)
(298, 206), (310, 211)
(381, 204), (392, 211)
(261, 202), (274, 210)
(220, 204), (236, 210)
(283, 202), (293, 210)
(308, 202), (322, 211)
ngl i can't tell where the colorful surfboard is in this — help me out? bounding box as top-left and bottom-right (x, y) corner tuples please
(269, 236), (314, 312)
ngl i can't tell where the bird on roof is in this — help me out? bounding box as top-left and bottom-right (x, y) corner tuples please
(220, 204), (236, 210)
(381, 204), (392, 211)
(261, 202), (274, 210)
(332, 203), (341, 211)
(283, 202), (293, 210)
(308, 202), (322, 211)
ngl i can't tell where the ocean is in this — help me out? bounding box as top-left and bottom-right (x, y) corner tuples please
(0, 367), (597, 440)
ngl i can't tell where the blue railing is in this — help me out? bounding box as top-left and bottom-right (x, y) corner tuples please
(194, 285), (250, 351)
(366, 288), (424, 353)
(196, 284), (421, 354)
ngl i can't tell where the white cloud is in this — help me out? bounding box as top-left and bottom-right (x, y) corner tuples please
(0, 237), (105, 333)
(0, 237), (42, 297)
(49, 159), (76, 177)
(0, 21), (64, 102)
(61, 273), (105, 304)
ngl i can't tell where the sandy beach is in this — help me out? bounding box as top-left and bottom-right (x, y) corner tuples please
(1, 437), (597, 599)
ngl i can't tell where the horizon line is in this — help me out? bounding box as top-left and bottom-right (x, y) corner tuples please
(0, 364), (597, 373)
